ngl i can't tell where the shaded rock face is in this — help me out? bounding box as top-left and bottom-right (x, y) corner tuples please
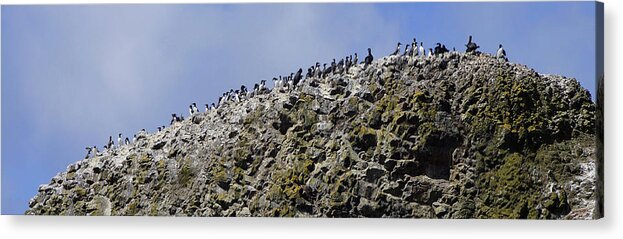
(26, 52), (599, 219)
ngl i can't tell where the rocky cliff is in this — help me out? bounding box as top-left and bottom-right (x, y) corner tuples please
(26, 52), (600, 219)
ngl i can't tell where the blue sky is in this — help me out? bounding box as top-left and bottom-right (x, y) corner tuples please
(1, 2), (598, 214)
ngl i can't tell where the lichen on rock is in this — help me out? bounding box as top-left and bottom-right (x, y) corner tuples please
(26, 52), (599, 219)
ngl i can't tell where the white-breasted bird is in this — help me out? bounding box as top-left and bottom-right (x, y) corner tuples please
(391, 42), (402, 56)
(496, 44), (507, 60)
(93, 146), (100, 156)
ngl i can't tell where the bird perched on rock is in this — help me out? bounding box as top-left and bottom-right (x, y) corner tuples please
(418, 42), (425, 57)
(93, 146), (100, 156)
(364, 48), (374, 67)
(85, 147), (92, 159)
(171, 114), (178, 125)
(233, 90), (240, 102)
(346, 55), (352, 69)
(496, 44), (507, 61)
(272, 77), (280, 89)
(322, 63), (331, 78)
(217, 96), (223, 108)
(434, 43), (442, 55)
(391, 42), (402, 56)
(286, 73), (294, 91)
(465, 35), (480, 53)
(337, 58), (345, 74)
(402, 44), (411, 57)
(293, 68), (303, 88)
(249, 84), (258, 97)
(240, 85), (248, 99)
(107, 136), (113, 150)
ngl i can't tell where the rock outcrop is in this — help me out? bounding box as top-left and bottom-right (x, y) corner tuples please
(26, 52), (599, 219)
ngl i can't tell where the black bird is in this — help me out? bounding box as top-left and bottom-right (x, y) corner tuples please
(239, 85), (247, 99)
(337, 58), (344, 73)
(85, 147), (92, 159)
(364, 48), (374, 67)
(346, 55), (352, 69)
(465, 35), (480, 53)
(434, 43), (442, 55)
(293, 68), (303, 87)
(107, 136), (113, 149)
(322, 63), (331, 78)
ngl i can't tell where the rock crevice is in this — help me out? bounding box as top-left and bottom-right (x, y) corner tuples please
(26, 52), (598, 219)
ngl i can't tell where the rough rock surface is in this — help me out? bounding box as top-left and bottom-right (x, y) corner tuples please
(26, 52), (599, 219)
